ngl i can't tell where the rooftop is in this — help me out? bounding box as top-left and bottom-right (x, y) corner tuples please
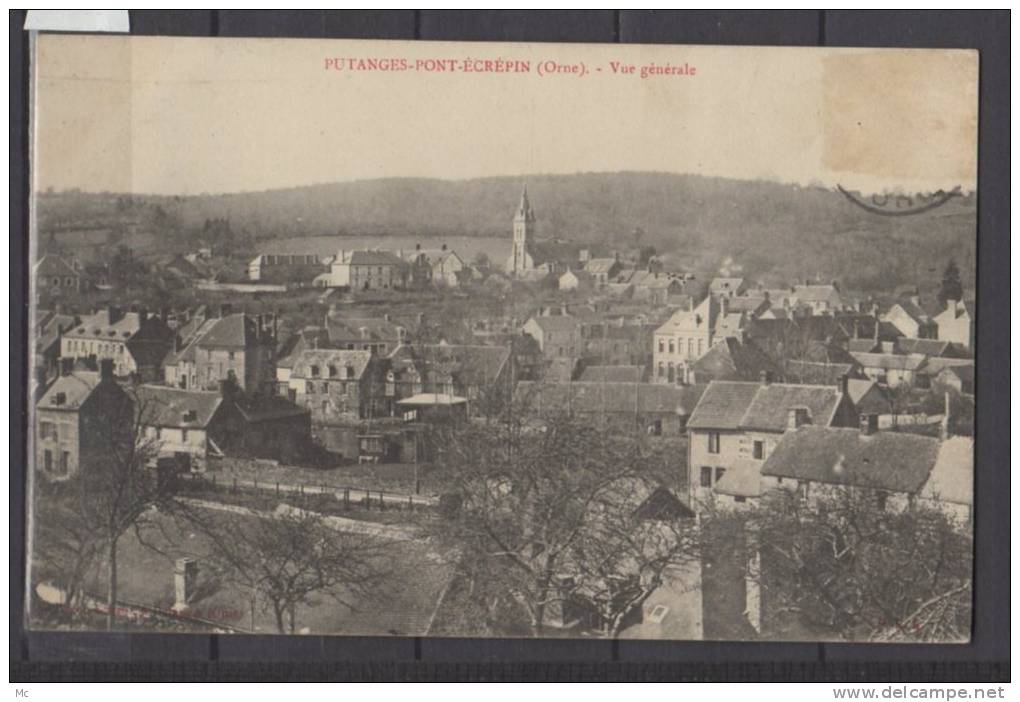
(760, 426), (940, 494)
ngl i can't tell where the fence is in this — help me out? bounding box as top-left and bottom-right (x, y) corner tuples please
(185, 472), (439, 510)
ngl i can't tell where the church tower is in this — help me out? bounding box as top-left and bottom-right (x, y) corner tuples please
(507, 185), (536, 275)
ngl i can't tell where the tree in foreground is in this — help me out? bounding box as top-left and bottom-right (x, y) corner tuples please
(190, 506), (389, 634)
(38, 383), (172, 630)
(729, 482), (972, 642)
(430, 392), (698, 637)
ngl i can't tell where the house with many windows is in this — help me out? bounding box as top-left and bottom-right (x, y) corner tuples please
(685, 373), (857, 509)
(34, 360), (133, 482)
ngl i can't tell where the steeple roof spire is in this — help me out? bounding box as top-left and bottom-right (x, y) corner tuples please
(515, 183), (534, 221)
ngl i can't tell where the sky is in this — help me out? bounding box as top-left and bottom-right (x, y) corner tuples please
(32, 35), (978, 196)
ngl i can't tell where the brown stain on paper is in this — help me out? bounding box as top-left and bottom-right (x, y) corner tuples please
(822, 50), (978, 189)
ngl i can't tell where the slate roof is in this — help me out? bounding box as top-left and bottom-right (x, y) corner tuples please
(846, 378), (888, 409)
(136, 385), (224, 428)
(34, 254), (78, 279)
(689, 336), (777, 383)
(895, 338), (953, 357)
(920, 357), (974, 376)
(710, 277), (744, 294)
(66, 310), (143, 341)
(685, 381), (762, 430)
(518, 381), (706, 416)
(339, 250), (408, 267)
(290, 349), (373, 380)
(761, 426), (940, 493)
(196, 314), (260, 349)
(578, 365), (646, 383)
(793, 284), (842, 306)
(528, 315), (581, 333)
(784, 361), (856, 386)
(687, 380), (845, 432)
(394, 344), (511, 388)
(38, 371), (101, 410)
(35, 312), (77, 354)
(935, 365), (975, 395)
(848, 338), (882, 354)
(919, 436), (973, 506)
(656, 296), (716, 335)
(327, 316), (405, 344)
(851, 352), (927, 371)
(800, 340), (859, 365)
(583, 258), (619, 275)
(713, 459), (763, 498)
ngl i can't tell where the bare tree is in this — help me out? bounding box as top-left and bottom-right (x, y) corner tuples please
(53, 382), (172, 630)
(732, 482), (972, 642)
(430, 390), (697, 637)
(567, 483), (700, 636)
(190, 506), (388, 634)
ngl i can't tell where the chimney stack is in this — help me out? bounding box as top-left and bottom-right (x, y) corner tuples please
(172, 557), (199, 613)
(99, 358), (115, 382)
(940, 391), (951, 440)
(860, 413), (878, 436)
(839, 374), (849, 396)
(107, 305), (123, 325)
(59, 357), (74, 377)
(719, 296), (729, 317)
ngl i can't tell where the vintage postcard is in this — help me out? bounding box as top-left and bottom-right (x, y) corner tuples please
(26, 35), (976, 642)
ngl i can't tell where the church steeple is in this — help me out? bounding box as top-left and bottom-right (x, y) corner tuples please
(515, 184), (535, 223)
(507, 184), (537, 275)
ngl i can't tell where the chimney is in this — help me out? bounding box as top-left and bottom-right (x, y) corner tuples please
(760, 370), (773, 386)
(172, 557), (199, 613)
(99, 358), (115, 381)
(107, 305), (123, 325)
(384, 313), (391, 322)
(59, 357), (74, 377)
(860, 413), (878, 436)
(441, 243), (447, 251)
(940, 391), (951, 440)
(838, 374), (849, 396)
(415, 243), (421, 251)
(787, 406), (810, 431)
(719, 296), (729, 316)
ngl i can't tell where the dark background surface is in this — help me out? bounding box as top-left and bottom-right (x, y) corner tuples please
(9, 10), (1010, 682)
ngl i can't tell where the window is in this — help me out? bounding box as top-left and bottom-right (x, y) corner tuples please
(699, 466), (713, 488)
(715, 467), (727, 483)
(688, 338), (694, 357)
(649, 419), (663, 436)
(321, 382), (328, 394)
(59, 451), (69, 475)
(228, 351), (235, 361)
(44, 450), (53, 472)
(708, 432), (720, 454)
(328, 365), (337, 377)
(876, 491), (888, 511)
(310, 365), (320, 377)
(668, 339), (675, 354)
(658, 340), (665, 353)
(753, 440), (764, 460)
(734, 496), (747, 503)
(39, 421), (56, 440)
(182, 429), (189, 442)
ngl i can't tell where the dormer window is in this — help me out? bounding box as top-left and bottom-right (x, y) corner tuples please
(310, 365), (320, 377)
(345, 365), (355, 378)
